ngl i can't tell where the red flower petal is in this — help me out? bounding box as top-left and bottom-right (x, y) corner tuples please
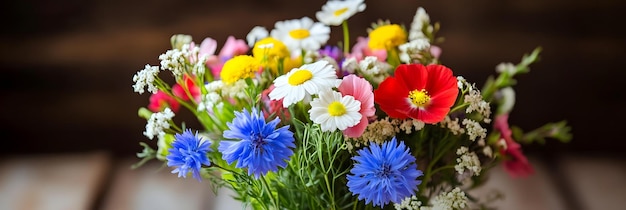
(374, 76), (411, 119)
(374, 64), (458, 124)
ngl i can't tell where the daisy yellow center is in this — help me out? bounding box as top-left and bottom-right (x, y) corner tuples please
(328, 101), (347, 116)
(334, 8), (349, 16)
(288, 70), (313, 85)
(409, 89), (431, 107)
(289, 29), (310, 40)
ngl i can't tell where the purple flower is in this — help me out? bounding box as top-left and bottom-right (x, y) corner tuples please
(319, 45), (342, 61)
(219, 108), (295, 178)
(166, 129), (212, 181)
(346, 137), (423, 207)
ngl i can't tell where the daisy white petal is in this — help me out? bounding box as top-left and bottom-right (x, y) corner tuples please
(316, 0), (366, 26)
(270, 17), (330, 53)
(269, 60), (341, 107)
(309, 90), (361, 132)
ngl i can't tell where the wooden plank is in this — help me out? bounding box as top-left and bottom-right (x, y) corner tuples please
(99, 159), (217, 210)
(558, 154), (626, 210)
(0, 152), (110, 210)
(469, 156), (566, 210)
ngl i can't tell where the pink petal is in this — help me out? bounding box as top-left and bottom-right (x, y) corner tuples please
(219, 36), (249, 59)
(199, 38), (217, 57)
(430, 45), (442, 59)
(338, 75), (376, 117)
(343, 117), (369, 138)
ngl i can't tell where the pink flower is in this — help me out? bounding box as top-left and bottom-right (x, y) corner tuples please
(219, 36), (249, 60)
(430, 45), (442, 59)
(348, 37), (386, 61)
(338, 74), (375, 137)
(494, 114), (534, 178)
(172, 75), (201, 103)
(261, 85), (290, 120)
(148, 90), (180, 113)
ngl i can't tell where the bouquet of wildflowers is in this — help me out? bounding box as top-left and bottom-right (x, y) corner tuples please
(131, 0), (571, 209)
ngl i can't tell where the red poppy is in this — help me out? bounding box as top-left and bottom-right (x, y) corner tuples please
(374, 64), (458, 124)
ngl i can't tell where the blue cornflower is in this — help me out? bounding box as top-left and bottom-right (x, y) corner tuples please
(219, 108), (295, 178)
(166, 129), (212, 181)
(346, 137), (423, 207)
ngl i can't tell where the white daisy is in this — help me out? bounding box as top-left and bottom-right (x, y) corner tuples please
(269, 60), (341, 107)
(315, 0), (366, 26)
(309, 90), (362, 132)
(270, 17), (330, 53)
(246, 26), (269, 47)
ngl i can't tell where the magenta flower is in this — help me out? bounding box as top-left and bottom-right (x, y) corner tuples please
(173, 74), (201, 103)
(148, 90), (180, 113)
(494, 114), (534, 178)
(338, 74), (375, 137)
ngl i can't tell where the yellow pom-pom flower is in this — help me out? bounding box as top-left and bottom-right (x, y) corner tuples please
(253, 37), (290, 62)
(253, 37), (293, 74)
(367, 24), (407, 50)
(220, 55), (261, 85)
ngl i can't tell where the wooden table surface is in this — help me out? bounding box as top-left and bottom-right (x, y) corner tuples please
(0, 151), (624, 210)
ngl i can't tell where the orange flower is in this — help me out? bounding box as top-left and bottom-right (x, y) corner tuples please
(374, 64), (458, 124)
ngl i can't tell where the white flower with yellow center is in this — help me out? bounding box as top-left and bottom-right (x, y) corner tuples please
(309, 90), (362, 132)
(269, 60), (341, 107)
(315, 0), (366, 26)
(270, 17), (330, 53)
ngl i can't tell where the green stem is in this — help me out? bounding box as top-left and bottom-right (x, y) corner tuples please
(387, 48), (401, 67)
(449, 103), (469, 114)
(342, 21), (350, 55)
(261, 175), (279, 209)
(430, 165), (456, 175)
(419, 137), (455, 193)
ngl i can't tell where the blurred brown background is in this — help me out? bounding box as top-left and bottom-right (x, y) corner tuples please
(0, 0), (625, 209)
(1, 0), (624, 157)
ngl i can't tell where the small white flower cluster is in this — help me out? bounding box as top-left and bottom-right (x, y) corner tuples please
(408, 7), (432, 40)
(399, 38), (431, 64)
(159, 43), (198, 78)
(191, 53), (208, 76)
(223, 79), (254, 99)
(356, 117), (398, 144)
(342, 56), (391, 84)
(463, 89), (492, 123)
(197, 80), (256, 111)
(132, 64), (160, 94)
(197, 91), (223, 112)
(429, 187), (468, 210)
(303, 50), (321, 64)
(461, 119), (487, 142)
(198, 81), (224, 111)
(439, 116), (465, 135)
(398, 118), (426, 134)
(495, 62), (517, 75)
(394, 195), (422, 210)
(455, 147), (482, 176)
(143, 108), (175, 140)
(456, 76), (467, 90)
(353, 117), (425, 145)
(482, 144), (493, 158)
